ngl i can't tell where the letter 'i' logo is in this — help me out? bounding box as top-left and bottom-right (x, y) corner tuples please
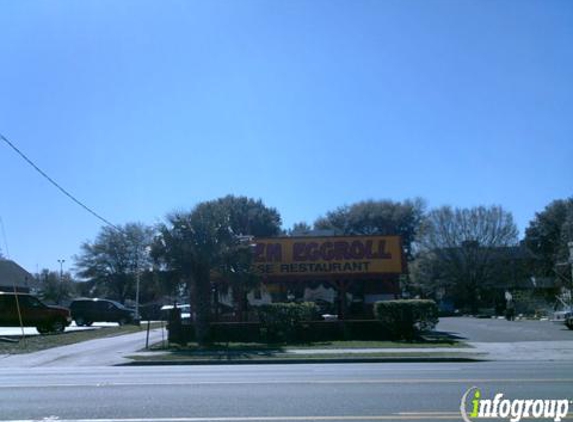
(471, 389), (481, 417)
(460, 386), (480, 422)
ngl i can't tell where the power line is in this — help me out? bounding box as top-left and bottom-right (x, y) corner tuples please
(1, 133), (119, 230)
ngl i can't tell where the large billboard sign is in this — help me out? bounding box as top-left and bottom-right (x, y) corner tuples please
(253, 236), (404, 277)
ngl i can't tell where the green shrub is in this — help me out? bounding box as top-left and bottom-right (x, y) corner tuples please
(256, 302), (319, 343)
(211, 322), (262, 342)
(374, 299), (438, 340)
(170, 319), (394, 345)
(298, 320), (392, 342)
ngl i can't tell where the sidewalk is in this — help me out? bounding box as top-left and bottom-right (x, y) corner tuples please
(0, 328), (165, 367)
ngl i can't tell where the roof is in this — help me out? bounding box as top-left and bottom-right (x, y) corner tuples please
(0, 259), (35, 293)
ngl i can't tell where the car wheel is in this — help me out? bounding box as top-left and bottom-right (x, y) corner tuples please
(36, 325), (50, 335)
(50, 319), (66, 334)
(75, 317), (85, 327)
(566, 320), (573, 330)
(85, 321), (93, 327)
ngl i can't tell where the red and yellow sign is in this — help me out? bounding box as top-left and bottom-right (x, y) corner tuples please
(253, 236), (404, 277)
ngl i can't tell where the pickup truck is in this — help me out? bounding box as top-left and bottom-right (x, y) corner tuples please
(0, 291), (72, 334)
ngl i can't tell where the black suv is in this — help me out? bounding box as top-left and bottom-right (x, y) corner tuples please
(0, 292), (72, 334)
(69, 298), (137, 326)
(566, 314), (573, 331)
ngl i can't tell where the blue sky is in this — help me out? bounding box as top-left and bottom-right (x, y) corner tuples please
(1, 0), (572, 273)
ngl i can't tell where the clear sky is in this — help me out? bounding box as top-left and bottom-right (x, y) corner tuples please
(1, 0), (572, 274)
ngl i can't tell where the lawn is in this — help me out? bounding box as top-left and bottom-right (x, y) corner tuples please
(150, 338), (465, 352)
(127, 350), (477, 363)
(147, 329), (465, 353)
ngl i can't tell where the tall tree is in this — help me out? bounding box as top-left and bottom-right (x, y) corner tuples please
(289, 222), (312, 236)
(152, 195), (281, 345)
(314, 198), (426, 259)
(524, 197), (573, 278)
(37, 269), (76, 305)
(218, 195), (282, 238)
(413, 205), (519, 311)
(74, 222), (154, 304)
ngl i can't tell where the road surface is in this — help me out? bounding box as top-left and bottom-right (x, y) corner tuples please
(0, 362), (571, 421)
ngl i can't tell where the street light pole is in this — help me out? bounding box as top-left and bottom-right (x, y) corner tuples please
(56, 259), (66, 306)
(57, 259), (65, 282)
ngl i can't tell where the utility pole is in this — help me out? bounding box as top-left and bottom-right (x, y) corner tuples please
(135, 269), (141, 323)
(568, 242), (573, 300)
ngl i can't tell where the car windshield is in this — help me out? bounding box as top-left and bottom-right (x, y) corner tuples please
(107, 300), (128, 310)
(0, 2), (571, 422)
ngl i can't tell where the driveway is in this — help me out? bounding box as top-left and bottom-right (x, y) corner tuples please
(438, 317), (573, 360)
(0, 327), (166, 367)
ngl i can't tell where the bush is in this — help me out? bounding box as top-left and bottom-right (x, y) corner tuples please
(256, 302), (319, 343)
(374, 299), (439, 340)
(169, 319), (398, 344)
(298, 320), (392, 342)
(211, 322), (261, 342)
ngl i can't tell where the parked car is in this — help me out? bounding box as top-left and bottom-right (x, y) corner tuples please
(160, 303), (192, 322)
(551, 309), (572, 325)
(0, 291), (71, 334)
(69, 298), (137, 326)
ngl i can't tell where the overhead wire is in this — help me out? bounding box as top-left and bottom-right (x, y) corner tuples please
(0, 133), (119, 230)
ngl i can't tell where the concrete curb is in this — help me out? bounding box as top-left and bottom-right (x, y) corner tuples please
(119, 356), (486, 366)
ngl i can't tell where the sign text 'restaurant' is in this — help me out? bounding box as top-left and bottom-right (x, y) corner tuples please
(253, 236), (403, 276)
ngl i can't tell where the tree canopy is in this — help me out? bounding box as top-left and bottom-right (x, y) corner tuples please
(412, 205), (519, 311)
(36, 269), (75, 305)
(152, 195), (282, 345)
(289, 221), (312, 236)
(524, 197), (573, 277)
(74, 222), (154, 304)
(314, 198), (425, 259)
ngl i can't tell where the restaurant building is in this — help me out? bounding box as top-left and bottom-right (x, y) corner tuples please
(235, 235), (406, 319)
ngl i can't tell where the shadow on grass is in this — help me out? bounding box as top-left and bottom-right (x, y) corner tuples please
(154, 329), (465, 358)
(419, 330), (466, 343)
(164, 342), (286, 359)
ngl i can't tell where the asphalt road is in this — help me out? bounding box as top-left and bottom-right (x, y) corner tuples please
(437, 317), (573, 342)
(0, 362), (571, 421)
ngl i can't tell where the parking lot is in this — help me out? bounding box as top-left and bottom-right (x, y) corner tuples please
(438, 316), (572, 342)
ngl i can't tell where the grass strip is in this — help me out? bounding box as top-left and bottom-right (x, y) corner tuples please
(127, 350), (480, 363)
(147, 338), (467, 353)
